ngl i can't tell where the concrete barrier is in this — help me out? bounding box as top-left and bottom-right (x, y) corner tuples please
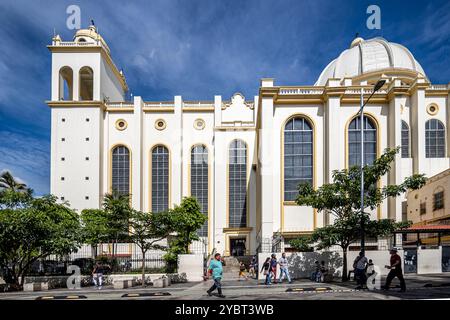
(177, 254), (203, 282)
(23, 282), (49, 292)
(153, 278), (166, 288)
(418, 247), (442, 274)
(113, 278), (137, 289)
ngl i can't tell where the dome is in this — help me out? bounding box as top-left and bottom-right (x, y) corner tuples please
(315, 37), (426, 86)
(73, 25), (110, 53)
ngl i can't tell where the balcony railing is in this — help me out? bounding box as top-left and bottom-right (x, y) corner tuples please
(183, 101), (214, 108)
(429, 84), (448, 90)
(279, 88), (324, 95)
(144, 101), (175, 108)
(107, 102), (134, 108)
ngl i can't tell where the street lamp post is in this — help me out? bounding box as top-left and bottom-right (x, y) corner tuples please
(359, 79), (386, 255)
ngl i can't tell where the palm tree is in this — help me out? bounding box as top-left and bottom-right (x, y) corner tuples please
(0, 171), (28, 192)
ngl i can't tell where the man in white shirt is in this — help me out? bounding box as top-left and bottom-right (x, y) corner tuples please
(278, 252), (292, 284)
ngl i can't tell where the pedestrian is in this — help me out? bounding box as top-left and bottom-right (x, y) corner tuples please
(366, 259), (375, 277)
(270, 254), (278, 284)
(206, 253), (225, 298)
(320, 260), (329, 282)
(278, 252), (292, 284)
(382, 248), (406, 292)
(238, 262), (248, 281)
(92, 262), (105, 290)
(311, 260), (322, 282)
(261, 257), (271, 285)
(353, 251), (368, 289)
(249, 256), (257, 279)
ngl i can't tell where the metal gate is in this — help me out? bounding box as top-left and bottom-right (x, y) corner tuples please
(403, 248), (417, 274)
(442, 246), (450, 272)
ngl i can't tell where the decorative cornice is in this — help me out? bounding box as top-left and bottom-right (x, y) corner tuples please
(46, 100), (106, 110)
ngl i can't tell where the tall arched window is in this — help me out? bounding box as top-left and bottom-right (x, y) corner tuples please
(228, 139), (247, 228)
(151, 145), (169, 213)
(348, 115), (377, 167)
(283, 116), (313, 201)
(59, 66), (73, 100)
(191, 145), (208, 237)
(111, 146), (130, 195)
(425, 119), (446, 158)
(79, 66), (94, 100)
(401, 121), (410, 158)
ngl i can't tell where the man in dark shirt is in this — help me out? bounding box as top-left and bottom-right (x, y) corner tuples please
(382, 248), (406, 292)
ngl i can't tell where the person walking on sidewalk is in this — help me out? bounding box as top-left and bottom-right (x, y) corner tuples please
(249, 256), (257, 279)
(278, 252), (292, 284)
(382, 248), (406, 292)
(92, 262), (108, 290)
(206, 253), (225, 298)
(270, 254), (278, 284)
(353, 251), (368, 289)
(261, 257), (271, 285)
(238, 262), (248, 281)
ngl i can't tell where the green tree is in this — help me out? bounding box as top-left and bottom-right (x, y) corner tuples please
(80, 209), (110, 257)
(102, 191), (132, 259)
(0, 195), (82, 289)
(128, 209), (175, 286)
(170, 197), (207, 254)
(295, 147), (426, 281)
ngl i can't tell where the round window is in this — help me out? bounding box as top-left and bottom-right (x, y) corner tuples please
(115, 119), (128, 131)
(426, 103), (439, 115)
(194, 118), (205, 130)
(155, 119), (166, 130)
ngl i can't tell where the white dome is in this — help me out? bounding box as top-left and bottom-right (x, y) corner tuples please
(315, 37), (426, 86)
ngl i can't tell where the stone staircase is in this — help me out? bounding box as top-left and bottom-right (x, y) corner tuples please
(222, 256), (254, 280)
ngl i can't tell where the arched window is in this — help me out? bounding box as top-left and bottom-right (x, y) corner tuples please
(425, 119), (446, 158)
(401, 121), (410, 158)
(348, 115), (377, 167)
(79, 66), (94, 101)
(191, 145), (208, 237)
(59, 66), (73, 100)
(111, 145), (130, 195)
(151, 145), (169, 213)
(228, 139), (247, 228)
(283, 117), (313, 201)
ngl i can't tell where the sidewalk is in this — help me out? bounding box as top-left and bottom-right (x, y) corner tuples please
(1, 273), (449, 300)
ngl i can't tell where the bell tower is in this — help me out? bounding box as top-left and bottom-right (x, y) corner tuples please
(47, 24), (128, 211)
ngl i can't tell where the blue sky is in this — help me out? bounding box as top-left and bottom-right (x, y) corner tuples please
(0, 0), (449, 195)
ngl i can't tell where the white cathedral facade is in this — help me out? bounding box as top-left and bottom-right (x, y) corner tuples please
(47, 25), (449, 256)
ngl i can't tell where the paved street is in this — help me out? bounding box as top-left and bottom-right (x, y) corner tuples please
(1, 274), (450, 300)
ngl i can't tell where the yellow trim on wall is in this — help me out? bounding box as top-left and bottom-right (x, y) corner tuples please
(149, 144), (172, 212)
(224, 232), (251, 256)
(344, 112), (382, 220)
(225, 139), (250, 254)
(280, 114), (317, 232)
(108, 143), (132, 199)
(187, 144), (212, 254)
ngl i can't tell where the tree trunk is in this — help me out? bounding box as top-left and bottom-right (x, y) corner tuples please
(141, 250), (146, 287)
(342, 247), (348, 282)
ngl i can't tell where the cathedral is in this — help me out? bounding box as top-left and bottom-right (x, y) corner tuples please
(47, 25), (449, 256)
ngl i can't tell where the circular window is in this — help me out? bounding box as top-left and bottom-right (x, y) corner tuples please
(426, 103), (439, 116)
(194, 118), (205, 130)
(155, 119), (166, 130)
(115, 119), (128, 131)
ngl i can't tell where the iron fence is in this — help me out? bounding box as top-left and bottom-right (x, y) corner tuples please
(30, 243), (167, 276)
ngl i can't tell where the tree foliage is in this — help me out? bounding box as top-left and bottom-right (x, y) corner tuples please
(169, 197), (207, 254)
(294, 147), (426, 281)
(0, 195), (82, 289)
